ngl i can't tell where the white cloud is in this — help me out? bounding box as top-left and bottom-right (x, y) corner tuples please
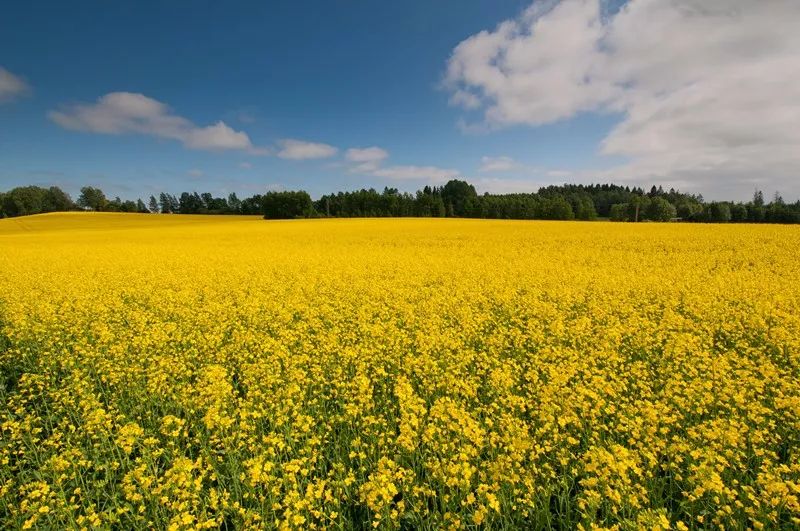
(239, 162), (253, 169)
(445, 0), (800, 199)
(372, 165), (459, 182)
(345, 146), (389, 171)
(49, 92), (267, 154)
(448, 90), (481, 109)
(183, 121), (252, 151)
(0, 67), (29, 103)
(479, 156), (518, 172)
(277, 139), (338, 160)
(187, 169), (204, 177)
(343, 145), (457, 183)
(345, 146), (389, 163)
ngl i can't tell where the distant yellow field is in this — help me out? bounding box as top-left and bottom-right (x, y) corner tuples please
(1, 213), (799, 529)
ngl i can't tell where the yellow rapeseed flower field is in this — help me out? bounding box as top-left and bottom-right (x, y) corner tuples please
(1, 212), (799, 530)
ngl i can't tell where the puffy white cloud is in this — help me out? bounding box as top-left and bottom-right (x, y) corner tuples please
(277, 139), (338, 160)
(239, 162), (253, 169)
(0, 67), (29, 103)
(184, 121), (252, 151)
(372, 165), (459, 182)
(479, 156), (518, 172)
(445, 0), (800, 198)
(49, 92), (265, 153)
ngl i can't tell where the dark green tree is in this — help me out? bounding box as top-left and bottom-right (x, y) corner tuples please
(440, 179), (478, 217)
(159, 193), (173, 213)
(609, 203), (629, 221)
(2, 186), (45, 216)
(227, 193), (241, 214)
(730, 203), (748, 222)
(706, 202), (732, 223)
(43, 186), (74, 212)
(263, 191), (314, 219)
(644, 197), (677, 221)
(78, 186), (108, 211)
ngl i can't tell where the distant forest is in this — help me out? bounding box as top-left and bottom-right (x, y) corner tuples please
(2, 180), (800, 223)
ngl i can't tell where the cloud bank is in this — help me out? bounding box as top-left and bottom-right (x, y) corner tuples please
(446, 0), (800, 198)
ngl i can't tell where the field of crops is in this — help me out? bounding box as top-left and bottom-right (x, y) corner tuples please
(1, 213), (799, 530)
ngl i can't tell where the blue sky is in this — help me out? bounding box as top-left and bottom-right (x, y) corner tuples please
(1, 1), (797, 201)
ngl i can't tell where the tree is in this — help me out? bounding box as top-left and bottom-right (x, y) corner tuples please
(753, 189), (765, 207)
(118, 199), (138, 212)
(730, 203), (748, 222)
(675, 200), (702, 220)
(262, 191), (314, 219)
(201, 192), (214, 210)
(179, 192), (203, 214)
(107, 196), (123, 211)
(159, 193), (173, 214)
(609, 203), (629, 221)
(440, 179), (478, 217)
(148, 196), (159, 213)
(136, 199), (149, 213)
(0, 186), (74, 217)
(541, 196), (574, 220)
(706, 202), (732, 223)
(431, 195), (446, 217)
(570, 194), (597, 220)
(78, 186), (107, 211)
(227, 193), (241, 214)
(629, 195), (646, 222)
(43, 186), (74, 212)
(2, 186), (46, 216)
(747, 204), (765, 222)
(644, 197), (677, 222)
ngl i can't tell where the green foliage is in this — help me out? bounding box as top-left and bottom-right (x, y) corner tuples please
(541, 196), (575, 220)
(441, 179), (478, 217)
(644, 197), (677, 222)
(77, 186), (108, 211)
(609, 203), (629, 221)
(263, 190), (314, 219)
(2, 182), (800, 225)
(730, 203), (748, 222)
(570, 194), (597, 220)
(674, 200), (703, 220)
(0, 185), (75, 217)
(705, 202), (732, 223)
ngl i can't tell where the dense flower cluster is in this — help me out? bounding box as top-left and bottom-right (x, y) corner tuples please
(1, 213), (799, 529)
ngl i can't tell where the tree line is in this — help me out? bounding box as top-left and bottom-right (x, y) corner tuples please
(263, 181), (800, 223)
(2, 181), (799, 224)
